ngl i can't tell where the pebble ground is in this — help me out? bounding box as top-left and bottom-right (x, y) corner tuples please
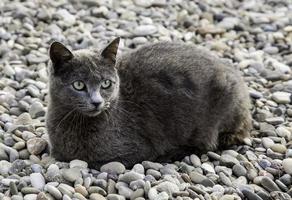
(0, 0), (292, 200)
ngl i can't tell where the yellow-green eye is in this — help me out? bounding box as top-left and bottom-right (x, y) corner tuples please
(72, 81), (85, 91)
(101, 79), (112, 89)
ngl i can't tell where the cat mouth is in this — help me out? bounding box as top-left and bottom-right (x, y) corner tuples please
(85, 109), (102, 117)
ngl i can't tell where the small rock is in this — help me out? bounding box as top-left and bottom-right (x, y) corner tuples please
(119, 171), (145, 183)
(30, 173), (45, 190)
(107, 194), (126, 200)
(0, 160), (12, 175)
(26, 137), (47, 155)
(270, 144), (287, 154)
(62, 168), (82, 182)
(29, 102), (45, 118)
(133, 25), (157, 36)
(282, 158), (292, 175)
(232, 164), (247, 177)
(46, 185), (62, 199)
(220, 154), (239, 167)
(156, 181), (179, 195)
(100, 162), (125, 174)
(262, 137), (275, 149)
(261, 177), (281, 192)
(142, 161), (163, 170)
(70, 159), (88, 169)
(89, 193), (106, 200)
(272, 92), (291, 104)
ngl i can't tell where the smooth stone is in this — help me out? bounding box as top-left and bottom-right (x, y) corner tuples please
(106, 194), (126, 200)
(21, 187), (40, 194)
(29, 102), (45, 118)
(189, 171), (206, 184)
(55, 9), (76, 26)
(88, 186), (107, 195)
(30, 173), (45, 190)
(201, 163), (215, 174)
(133, 25), (157, 36)
(26, 137), (47, 155)
(75, 184), (88, 197)
(270, 144), (287, 154)
(261, 177), (281, 192)
(46, 185), (62, 199)
(262, 137), (274, 149)
(282, 158), (292, 175)
(156, 181), (179, 195)
(36, 192), (48, 200)
(276, 126), (291, 138)
(0, 160), (12, 175)
(70, 159), (88, 169)
(242, 189), (263, 200)
(142, 161), (163, 170)
(118, 185), (133, 199)
(63, 194), (72, 200)
(232, 164), (247, 177)
(89, 193), (106, 200)
(130, 188), (144, 200)
(132, 164), (145, 174)
(31, 164), (42, 173)
(11, 195), (23, 200)
(220, 154), (240, 167)
(23, 194), (37, 200)
(190, 154), (201, 167)
(119, 171), (145, 183)
(272, 92), (291, 104)
(265, 117), (284, 125)
(100, 162), (125, 174)
(10, 181), (18, 195)
(62, 168), (82, 182)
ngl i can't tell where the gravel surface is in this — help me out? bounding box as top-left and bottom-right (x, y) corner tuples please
(0, 0), (292, 199)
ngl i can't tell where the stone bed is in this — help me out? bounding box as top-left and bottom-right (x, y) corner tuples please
(0, 0), (292, 200)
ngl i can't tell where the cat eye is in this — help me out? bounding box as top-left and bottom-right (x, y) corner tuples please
(72, 81), (86, 91)
(101, 79), (112, 89)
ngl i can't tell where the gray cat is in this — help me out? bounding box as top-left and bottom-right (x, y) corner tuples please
(46, 38), (252, 168)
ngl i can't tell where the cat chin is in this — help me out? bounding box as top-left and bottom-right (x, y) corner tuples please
(84, 110), (102, 117)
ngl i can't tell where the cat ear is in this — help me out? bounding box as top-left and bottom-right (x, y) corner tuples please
(101, 37), (120, 63)
(49, 41), (74, 65)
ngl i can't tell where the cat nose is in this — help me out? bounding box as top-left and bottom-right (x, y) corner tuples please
(92, 101), (101, 108)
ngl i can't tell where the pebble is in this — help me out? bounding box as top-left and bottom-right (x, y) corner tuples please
(23, 194), (37, 200)
(70, 159), (88, 169)
(119, 171), (145, 183)
(29, 102), (45, 118)
(232, 164), (247, 177)
(89, 193), (106, 200)
(62, 168), (82, 182)
(46, 185), (62, 199)
(133, 25), (158, 36)
(30, 173), (46, 190)
(270, 144), (287, 154)
(0, 160), (12, 175)
(282, 158), (292, 175)
(26, 137), (47, 155)
(220, 154), (240, 167)
(156, 181), (179, 195)
(272, 92), (291, 104)
(142, 161), (163, 170)
(107, 194), (126, 200)
(260, 177), (281, 192)
(100, 162), (125, 174)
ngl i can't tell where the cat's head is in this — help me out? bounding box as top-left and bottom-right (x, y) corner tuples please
(48, 38), (120, 117)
